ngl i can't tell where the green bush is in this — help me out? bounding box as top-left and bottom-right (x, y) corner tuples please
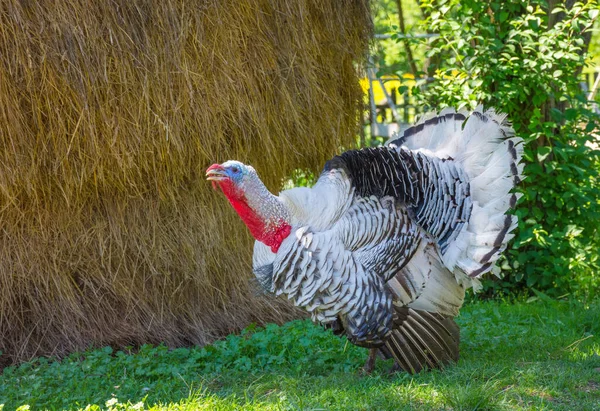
(412, 0), (600, 299)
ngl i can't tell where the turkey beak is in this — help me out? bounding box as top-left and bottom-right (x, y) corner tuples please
(206, 164), (228, 190)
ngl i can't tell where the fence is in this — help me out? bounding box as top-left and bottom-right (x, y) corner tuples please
(364, 66), (600, 142)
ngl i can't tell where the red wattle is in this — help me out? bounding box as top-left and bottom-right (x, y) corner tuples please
(269, 224), (292, 253)
(217, 180), (291, 253)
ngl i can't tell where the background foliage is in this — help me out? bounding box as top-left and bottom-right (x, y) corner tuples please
(380, 0), (600, 299)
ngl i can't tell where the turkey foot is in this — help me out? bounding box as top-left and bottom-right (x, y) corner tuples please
(388, 362), (401, 374)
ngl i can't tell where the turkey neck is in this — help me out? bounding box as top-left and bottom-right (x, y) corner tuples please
(218, 178), (291, 253)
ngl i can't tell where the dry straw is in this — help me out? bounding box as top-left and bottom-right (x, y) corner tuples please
(0, 0), (371, 366)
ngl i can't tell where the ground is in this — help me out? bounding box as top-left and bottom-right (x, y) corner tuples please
(0, 299), (598, 411)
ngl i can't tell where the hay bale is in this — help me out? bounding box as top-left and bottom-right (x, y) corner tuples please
(0, 0), (370, 365)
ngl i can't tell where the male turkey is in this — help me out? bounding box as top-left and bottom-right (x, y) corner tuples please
(206, 107), (524, 374)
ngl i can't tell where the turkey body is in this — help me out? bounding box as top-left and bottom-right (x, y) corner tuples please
(211, 107), (524, 374)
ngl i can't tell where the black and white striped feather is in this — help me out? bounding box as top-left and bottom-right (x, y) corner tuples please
(267, 196), (421, 347)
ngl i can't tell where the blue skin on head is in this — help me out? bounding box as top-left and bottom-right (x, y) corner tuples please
(220, 160), (247, 184)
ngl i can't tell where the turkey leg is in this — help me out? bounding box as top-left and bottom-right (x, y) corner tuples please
(362, 348), (378, 374)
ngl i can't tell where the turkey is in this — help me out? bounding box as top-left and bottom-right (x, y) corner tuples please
(206, 106), (524, 374)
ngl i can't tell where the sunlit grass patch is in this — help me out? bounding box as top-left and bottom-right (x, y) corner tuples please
(1, 300), (599, 410)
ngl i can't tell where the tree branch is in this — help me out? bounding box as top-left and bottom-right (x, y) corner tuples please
(395, 0), (418, 75)
(417, 0), (440, 76)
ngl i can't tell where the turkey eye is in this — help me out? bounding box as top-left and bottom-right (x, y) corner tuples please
(231, 166), (239, 173)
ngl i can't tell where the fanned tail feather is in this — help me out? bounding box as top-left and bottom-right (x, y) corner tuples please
(379, 306), (460, 374)
(389, 106), (524, 286)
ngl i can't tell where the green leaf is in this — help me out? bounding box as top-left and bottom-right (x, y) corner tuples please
(549, 108), (564, 121)
(537, 146), (552, 162)
(566, 225), (584, 237)
(531, 288), (556, 303)
(499, 11), (509, 22)
(585, 121), (596, 132)
(564, 108), (579, 120)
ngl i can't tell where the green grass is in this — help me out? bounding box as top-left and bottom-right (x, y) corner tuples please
(1, 299), (599, 411)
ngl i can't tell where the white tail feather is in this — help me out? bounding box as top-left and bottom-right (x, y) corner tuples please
(392, 106), (524, 286)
